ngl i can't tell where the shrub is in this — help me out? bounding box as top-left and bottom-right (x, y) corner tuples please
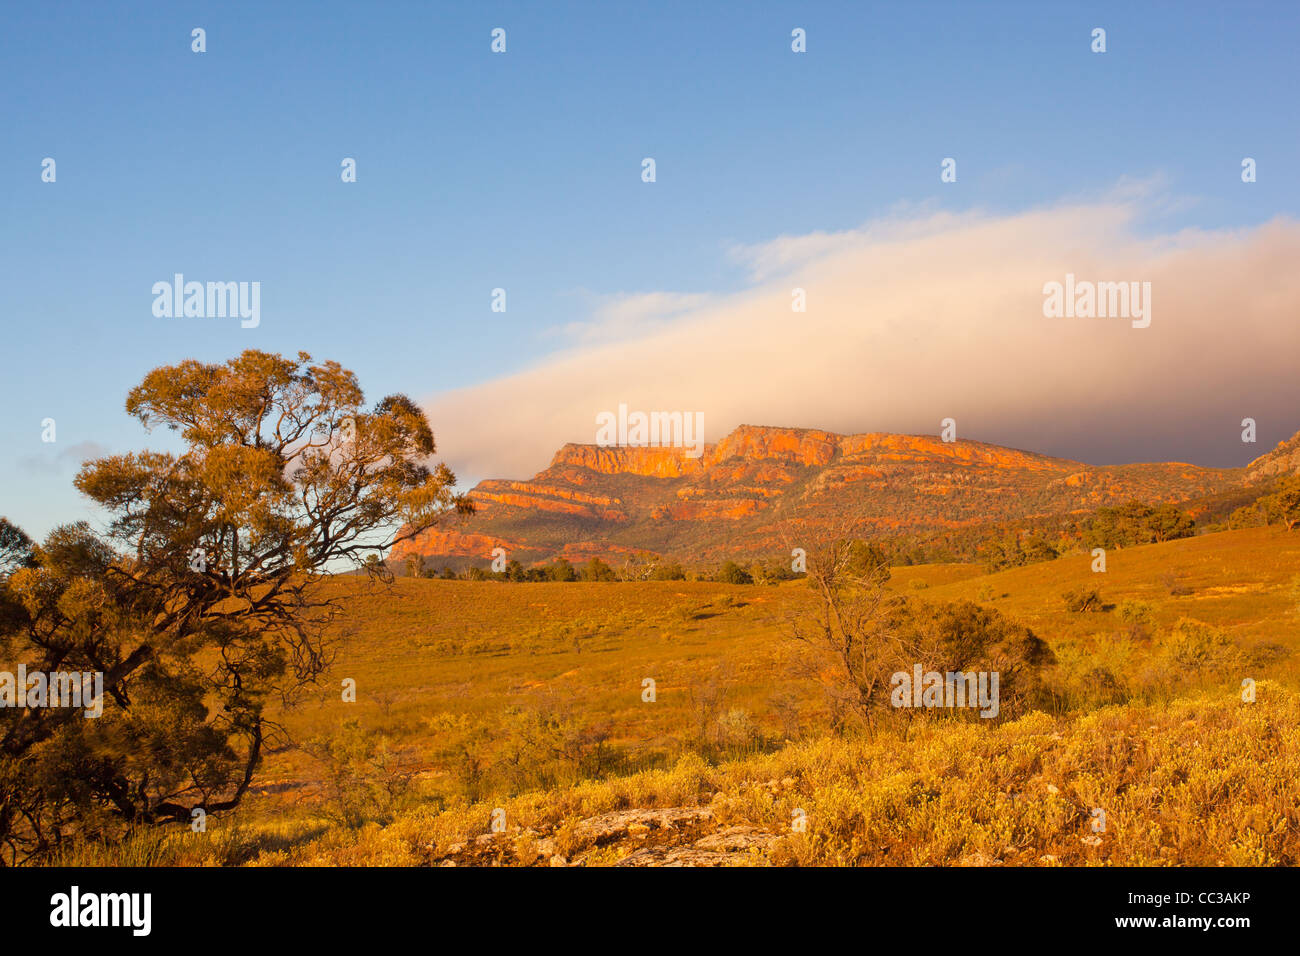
(1163, 618), (1240, 672)
(789, 562), (1055, 724)
(1116, 599), (1155, 638)
(1266, 476), (1300, 531)
(648, 562), (686, 581)
(983, 532), (1058, 571)
(1082, 501), (1195, 549)
(579, 558), (617, 582)
(547, 558), (577, 582)
(1080, 666), (1128, 706)
(1063, 587), (1104, 613)
(749, 559), (799, 585)
(304, 720), (412, 829)
(716, 560), (753, 585)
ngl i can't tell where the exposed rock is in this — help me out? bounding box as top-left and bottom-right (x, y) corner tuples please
(616, 826), (780, 867)
(426, 807), (784, 868)
(692, 826), (780, 853)
(1245, 429), (1300, 484)
(391, 423), (1245, 567)
(572, 807), (713, 846)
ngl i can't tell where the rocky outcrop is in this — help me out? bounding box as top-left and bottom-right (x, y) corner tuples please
(1245, 430), (1300, 484)
(392, 529), (520, 559)
(548, 444), (707, 479)
(392, 423), (1252, 567)
(424, 806), (780, 868)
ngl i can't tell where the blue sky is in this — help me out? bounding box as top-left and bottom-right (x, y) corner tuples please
(2, 1), (1299, 540)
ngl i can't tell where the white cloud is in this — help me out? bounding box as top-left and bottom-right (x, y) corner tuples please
(548, 290), (714, 344)
(424, 192), (1300, 485)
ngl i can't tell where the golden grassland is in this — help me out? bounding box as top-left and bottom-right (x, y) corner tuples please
(53, 525), (1300, 866)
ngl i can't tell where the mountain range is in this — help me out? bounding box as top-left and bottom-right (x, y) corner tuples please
(391, 424), (1299, 568)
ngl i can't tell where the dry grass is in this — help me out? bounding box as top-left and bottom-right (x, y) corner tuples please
(46, 525), (1300, 866)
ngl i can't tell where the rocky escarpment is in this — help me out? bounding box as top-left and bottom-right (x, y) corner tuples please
(392, 423), (1248, 567)
(1245, 431), (1300, 484)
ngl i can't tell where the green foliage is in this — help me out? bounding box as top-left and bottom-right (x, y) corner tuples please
(648, 562), (686, 581)
(1082, 500), (1195, 549)
(843, 540), (888, 578)
(547, 558), (577, 582)
(747, 558), (800, 585)
(304, 719), (412, 828)
(716, 560), (753, 585)
(1116, 599), (1155, 638)
(0, 350), (467, 863)
(1162, 619), (1241, 672)
(579, 558), (617, 582)
(792, 532), (1053, 725)
(982, 530), (1060, 572)
(888, 599), (1057, 720)
(1237, 475), (1300, 532)
(1228, 500), (1269, 530)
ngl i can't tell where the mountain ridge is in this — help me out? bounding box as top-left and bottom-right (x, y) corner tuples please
(393, 423), (1295, 567)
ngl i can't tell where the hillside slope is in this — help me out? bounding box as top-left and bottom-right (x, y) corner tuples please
(67, 525), (1300, 867)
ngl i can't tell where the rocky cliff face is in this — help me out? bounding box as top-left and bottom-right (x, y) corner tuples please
(1245, 431), (1300, 484)
(391, 424), (1246, 567)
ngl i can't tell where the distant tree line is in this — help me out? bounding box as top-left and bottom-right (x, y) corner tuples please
(860, 497), (1205, 570)
(399, 552), (817, 585)
(399, 492), (1214, 586)
(1080, 501), (1196, 549)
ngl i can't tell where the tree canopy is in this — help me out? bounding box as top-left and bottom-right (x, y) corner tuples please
(0, 350), (469, 863)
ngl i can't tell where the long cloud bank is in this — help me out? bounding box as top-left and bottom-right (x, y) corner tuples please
(422, 193), (1300, 485)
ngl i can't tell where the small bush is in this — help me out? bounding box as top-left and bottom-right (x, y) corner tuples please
(716, 561), (753, 585)
(579, 558), (617, 582)
(1116, 599), (1155, 638)
(649, 562), (687, 581)
(1062, 587), (1104, 613)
